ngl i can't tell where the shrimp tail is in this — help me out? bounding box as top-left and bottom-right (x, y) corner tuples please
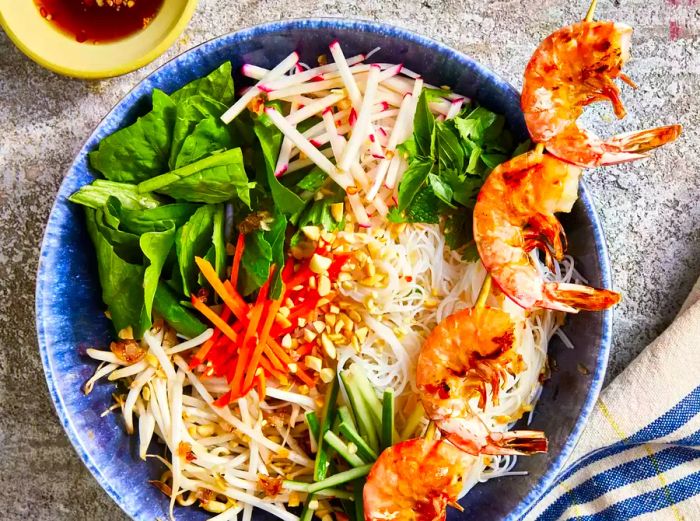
(437, 418), (548, 456)
(484, 430), (549, 455)
(541, 282), (621, 313)
(443, 427), (548, 456)
(604, 124), (682, 156)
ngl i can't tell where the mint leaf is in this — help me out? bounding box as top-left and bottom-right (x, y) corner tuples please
(406, 186), (440, 224)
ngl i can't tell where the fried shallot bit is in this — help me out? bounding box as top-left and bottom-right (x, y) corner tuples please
(149, 479), (173, 497)
(177, 441), (196, 462)
(258, 474), (285, 497)
(109, 339), (145, 364)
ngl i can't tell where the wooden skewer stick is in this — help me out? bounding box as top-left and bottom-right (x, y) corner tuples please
(585, 0), (598, 22)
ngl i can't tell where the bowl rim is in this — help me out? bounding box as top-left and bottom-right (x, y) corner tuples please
(0, 0), (199, 79)
(35, 17), (613, 520)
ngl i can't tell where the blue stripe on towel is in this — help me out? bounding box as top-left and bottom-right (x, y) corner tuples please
(544, 385), (700, 490)
(537, 445), (700, 521)
(565, 469), (700, 521)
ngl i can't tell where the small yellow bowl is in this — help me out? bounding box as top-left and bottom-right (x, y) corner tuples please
(0, 0), (198, 79)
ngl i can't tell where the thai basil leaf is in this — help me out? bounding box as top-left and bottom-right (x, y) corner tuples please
(153, 282), (207, 338)
(88, 89), (176, 183)
(413, 91), (435, 157)
(397, 157), (433, 211)
(427, 173), (456, 208)
(69, 180), (162, 210)
(436, 122), (464, 173)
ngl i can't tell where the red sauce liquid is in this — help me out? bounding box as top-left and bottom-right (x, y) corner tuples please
(34, 0), (165, 44)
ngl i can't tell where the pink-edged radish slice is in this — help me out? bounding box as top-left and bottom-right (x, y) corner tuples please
(366, 92), (414, 199)
(367, 193), (389, 217)
(274, 96), (303, 177)
(285, 93), (345, 126)
(373, 63), (422, 79)
(429, 99), (452, 116)
(329, 42), (384, 158)
(365, 46), (381, 60)
(329, 40), (363, 106)
(339, 65), (381, 172)
(375, 87), (404, 108)
(241, 64), (269, 80)
(322, 110), (370, 191)
(266, 78), (345, 101)
(222, 51), (299, 124)
(286, 148), (335, 175)
(377, 63), (404, 83)
(259, 53), (365, 92)
(445, 97), (465, 120)
(384, 156), (402, 189)
(321, 63), (372, 82)
(398, 78), (424, 143)
(265, 108), (353, 189)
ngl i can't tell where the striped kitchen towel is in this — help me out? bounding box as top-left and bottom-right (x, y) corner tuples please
(524, 278), (700, 520)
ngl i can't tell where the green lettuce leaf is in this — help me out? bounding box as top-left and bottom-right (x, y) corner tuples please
(138, 149), (252, 205)
(175, 204), (220, 296)
(152, 282), (207, 338)
(85, 207), (150, 337)
(69, 180), (162, 210)
(88, 89), (176, 183)
(141, 225), (176, 320)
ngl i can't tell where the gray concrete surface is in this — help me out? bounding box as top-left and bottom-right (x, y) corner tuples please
(1, 0), (698, 519)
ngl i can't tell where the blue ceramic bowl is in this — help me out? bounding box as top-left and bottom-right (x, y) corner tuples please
(36, 18), (613, 521)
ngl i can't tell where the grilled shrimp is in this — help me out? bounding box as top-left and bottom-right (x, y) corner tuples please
(363, 438), (473, 521)
(416, 306), (548, 456)
(473, 150), (621, 313)
(521, 19), (681, 167)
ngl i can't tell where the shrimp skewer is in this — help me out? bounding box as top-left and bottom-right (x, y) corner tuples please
(416, 278), (548, 456)
(363, 438), (473, 521)
(473, 150), (621, 313)
(521, 3), (681, 167)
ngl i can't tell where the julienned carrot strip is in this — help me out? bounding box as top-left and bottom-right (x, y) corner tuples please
(281, 256), (295, 282)
(230, 272), (272, 396)
(190, 338), (214, 368)
(294, 364), (316, 387)
(213, 390), (232, 407)
(243, 285), (285, 390)
(268, 338), (293, 364)
(223, 281), (250, 319)
(256, 370), (267, 400)
(230, 233), (245, 288)
(191, 296), (239, 343)
(259, 355), (285, 379)
(195, 256), (248, 321)
(263, 344), (286, 371)
(285, 266), (314, 291)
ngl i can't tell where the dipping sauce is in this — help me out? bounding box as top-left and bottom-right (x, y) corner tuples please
(34, 0), (165, 44)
